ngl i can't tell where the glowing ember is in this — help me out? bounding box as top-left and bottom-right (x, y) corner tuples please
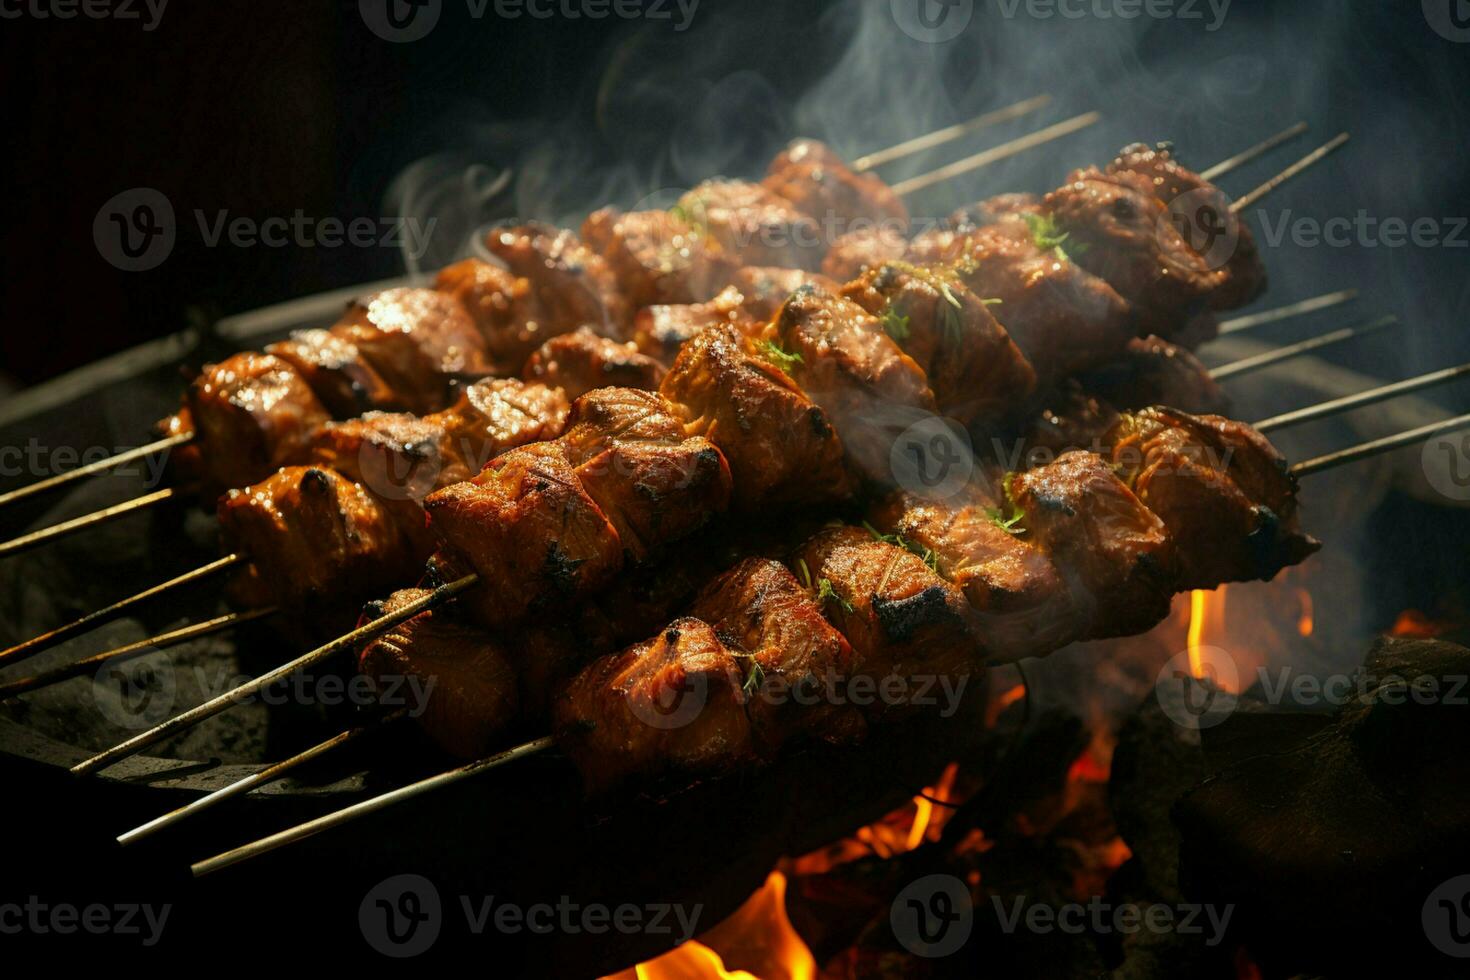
(1296, 589), (1314, 637)
(1187, 589), (1208, 678)
(1390, 608), (1455, 638)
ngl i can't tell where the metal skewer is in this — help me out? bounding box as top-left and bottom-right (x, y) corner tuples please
(1291, 411), (1470, 478)
(1199, 122), (1309, 181)
(0, 607), (276, 700)
(70, 573), (478, 776)
(853, 95), (1054, 171)
(1208, 315), (1398, 381)
(0, 487), (179, 559)
(118, 708), (409, 846)
(1217, 289), (1358, 336)
(191, 735), (554, 877)
(1230, 133), (1350, 214)
(891, 111), (1102, 197)
(0, 552), (244, 669)
(1255, 362), (1470, 433)
(0, 432), (190, 511)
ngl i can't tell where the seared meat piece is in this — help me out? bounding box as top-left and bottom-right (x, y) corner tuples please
(1080, 334), (1230, 416)
(789, 526), (982, 711)
(266, 328), (401, 417)
(358, 588), (520, 759)
(179, 353), (330, 493)
(555, 617), (756, 795)
(679, 179), (824, 271)
(333, 287), (490, 414)
(309, 378), (569, 501)
(730, 266), (840, 321)
(427, 441), (625, 630)
(946, 214), (1135, 381)
(763, 138), (908, 228)
(689, 558), (864, 753)
(841, 262), (1037, 426)
(427, 388), (732, 629)
(947, 193), (1042, 230)
(1106, 408), (1319, 587)
(867, 487), (1074, 660)
(632, 285), (749, 365)
(1008, 452), (1176, 639)
(1109, 142), (1267, 309)
(1024, 383), (1125, 457)
(821, 225), (909, 282)
(435, 258), (542, 373)
(581, 207), (740, 309)
(661, 323), (854, 510)
(522, 326), (666, 401)
(483, 222), (630, 338)
(771, 286), (938, 483)
(218, 466), (427, 619)
(1045, 167), (1227, 336)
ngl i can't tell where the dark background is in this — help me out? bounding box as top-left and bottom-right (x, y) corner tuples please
(2, 0), (1469, 392)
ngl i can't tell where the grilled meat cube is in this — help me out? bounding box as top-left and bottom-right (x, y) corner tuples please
(679, 179), (824, 271)
(762, 138), (908, 228)
(435, 258), (543, 373)
(556, 387), (733, 563)
(632, 285), (750, 365)
(554, 617), (756, 795)
(1109, 142), (1266, 309)
(771, 286), (937, 483)
(947, 193), (1042, 230)
(218, 466), (427, 618)
(690, 558), (864, 752)
(1024, 381), (1124, 458)
(1107, 408), (1319, 587)
(1080, 334), (1230, 416)
(426, 441), (625, 630)
(661, 323), (854, 510)
(483, 222), (630, 338)
(180, 353), (330, 492)
(821, 225), (909, 282)
(790, 526), (983, 712)
(333, 287), (489, 414)
(522, 326), (667, 401)
(266, 328), (401, 416)
(581, 207), (740, 309)
(841, 262), (1037, 426)
(1045, 167), (1227, 336)
(730, 266), (840, 321)
(358, 588), (520, 759)
(946, 214), (1135, 381)
(310, 378), (570, 501)
(1007, 452), (1176, 639)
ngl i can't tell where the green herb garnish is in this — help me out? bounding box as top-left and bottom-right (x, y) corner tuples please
(816, 577), (855, 614)
(862, 521), (940, 573)
(1022, 212), (1082, 263)
(741, 659), (765, 698)
(880, 305), (911, 341)
(757, 339), (803, 374)
(984, 503), (1026, 536)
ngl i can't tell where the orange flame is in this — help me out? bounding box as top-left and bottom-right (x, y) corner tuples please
(1296, 589), (1314, 637)
(619, 872), (815, 980)
(1187, 589), (1208, 678)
